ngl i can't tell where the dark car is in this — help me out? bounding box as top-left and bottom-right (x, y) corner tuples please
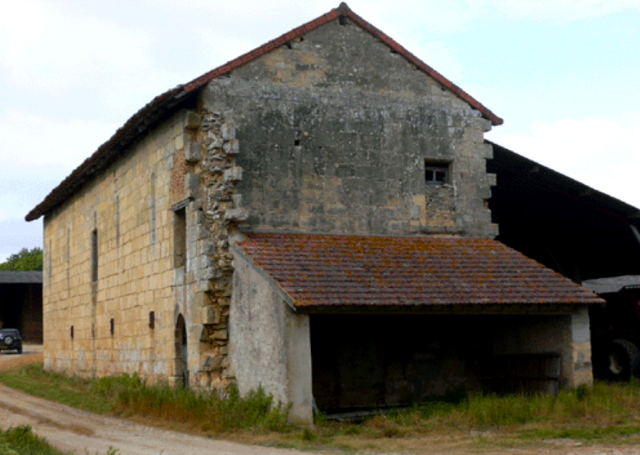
(0, 329), (22, 354)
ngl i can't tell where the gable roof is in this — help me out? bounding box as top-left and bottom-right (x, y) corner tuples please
(0, 271), (43, 284)
(237, 233), (602, 308)
(26, 3), (502, 222)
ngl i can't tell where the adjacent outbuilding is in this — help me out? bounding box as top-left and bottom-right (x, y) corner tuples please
(0, 271), (43, 343)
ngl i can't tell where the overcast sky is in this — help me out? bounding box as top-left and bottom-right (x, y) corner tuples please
(1, 0), (639, 261)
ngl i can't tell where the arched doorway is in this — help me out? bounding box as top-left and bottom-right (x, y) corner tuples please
(175, 314), (188, 387)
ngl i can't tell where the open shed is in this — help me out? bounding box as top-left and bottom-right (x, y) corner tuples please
(0, 271), (43, 343)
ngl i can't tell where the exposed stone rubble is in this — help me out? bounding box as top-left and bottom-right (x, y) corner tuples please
(187, 110), (247, 391)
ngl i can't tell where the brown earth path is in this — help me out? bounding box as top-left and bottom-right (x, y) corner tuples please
(0, 346), (313, 455)
(1, 347), (640, 455)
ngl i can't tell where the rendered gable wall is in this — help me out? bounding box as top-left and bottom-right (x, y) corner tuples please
(199, 18), (497, 238)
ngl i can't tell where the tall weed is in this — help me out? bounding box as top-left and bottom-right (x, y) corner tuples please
(111, 376), (289, 432)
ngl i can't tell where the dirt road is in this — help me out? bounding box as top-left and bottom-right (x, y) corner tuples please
(0, 347), (312, 455)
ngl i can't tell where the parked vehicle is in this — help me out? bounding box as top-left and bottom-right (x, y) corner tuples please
(584, 277), (640, 381)
(0, 328), (23, 354)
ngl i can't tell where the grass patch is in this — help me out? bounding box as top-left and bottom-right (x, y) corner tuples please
(112, 377), (289, 433)
(0, 425), (67, 455)
(7, 360), (640, 453)
(0, 364), (111, 414)
(0, 363), (288, 435)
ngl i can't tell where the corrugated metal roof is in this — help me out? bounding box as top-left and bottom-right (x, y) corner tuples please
(26, 3), (502, 222)
(583, 275), (640, 295)
(0, 271), (43, 284)
(238, 233), (603, 308)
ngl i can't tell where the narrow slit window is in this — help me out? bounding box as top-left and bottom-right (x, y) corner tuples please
(149, 311), (155, 329)
(425, 162), (449, 185)
(150, 174), (156, 244)
(91, 229), (99, 282)
(174, 208), (186, 269)
(110, 318), (115, 336)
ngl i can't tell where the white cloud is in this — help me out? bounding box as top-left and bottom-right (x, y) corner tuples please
(490, 0), (640, 21)
(0, 110), (117, 169)
(488, 113), (640, 207)
(0, 0), (170, 98)
(0, 110), (118, 225)
(0, 193), (24, 224)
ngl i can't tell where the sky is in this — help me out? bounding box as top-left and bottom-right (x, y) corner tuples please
(1, 0), (639, 262)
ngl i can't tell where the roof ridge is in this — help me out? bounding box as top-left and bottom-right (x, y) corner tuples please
(180, 3), (503, 125)
(26, 3), (502, 221)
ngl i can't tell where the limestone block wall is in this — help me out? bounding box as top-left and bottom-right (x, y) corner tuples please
(42, 110), (194, 381)
(201, 18), (497, 238)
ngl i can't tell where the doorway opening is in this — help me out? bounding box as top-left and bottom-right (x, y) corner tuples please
(175, 314), (188, 387)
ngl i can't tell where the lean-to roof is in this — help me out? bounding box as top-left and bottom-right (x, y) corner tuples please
(238, 233), (602, 308)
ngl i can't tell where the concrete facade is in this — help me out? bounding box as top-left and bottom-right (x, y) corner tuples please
(229, 250), (312, 425)
(36, 9), (594, 426)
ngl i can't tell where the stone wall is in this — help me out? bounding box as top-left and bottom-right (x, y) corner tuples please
(42, 110), (194, 381)
(229, 250), (313, 425)
(179, 109), (247, 390)
(201, 17), (497, 239)
(490, 307), (593, 389)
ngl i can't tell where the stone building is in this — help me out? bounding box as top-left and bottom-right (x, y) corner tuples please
(26, 4), (601, 424)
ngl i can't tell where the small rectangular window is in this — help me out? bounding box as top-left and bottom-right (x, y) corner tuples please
(70, 326), (74, 340)
(149, 311), (155, 329)
(425, 162), (449, 185)
(110, 318), (115, 336)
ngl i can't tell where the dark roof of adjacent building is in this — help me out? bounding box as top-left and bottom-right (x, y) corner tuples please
(25, 3), (502, 222)
(487, 141), (640, 280)
(238, 233), (602, 308)
(0, 271), (43, 284)
(583, 276), (640, 295)
(488, 141), (640, 221)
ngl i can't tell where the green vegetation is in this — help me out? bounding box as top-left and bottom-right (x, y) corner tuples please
(0, 425), (120, 455)
(95, 372), (289, 432)
(0, 247), (43, 271)
(0, 364), (288, 434)
(0, 364), (111, 414)
(0, 425), (65, 455)
(5, 361), (640, 452)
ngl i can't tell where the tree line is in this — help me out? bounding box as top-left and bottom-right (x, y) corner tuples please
(0, 248), (43, 271)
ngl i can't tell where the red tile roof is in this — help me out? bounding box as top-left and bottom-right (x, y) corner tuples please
(26, 2), (502, 222)
(238, 233), (603, 308)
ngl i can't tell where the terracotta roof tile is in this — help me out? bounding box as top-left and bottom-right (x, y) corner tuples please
(238, 233), (602, 308)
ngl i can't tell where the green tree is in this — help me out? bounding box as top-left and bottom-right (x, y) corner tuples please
(0, 247), (43, 271)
